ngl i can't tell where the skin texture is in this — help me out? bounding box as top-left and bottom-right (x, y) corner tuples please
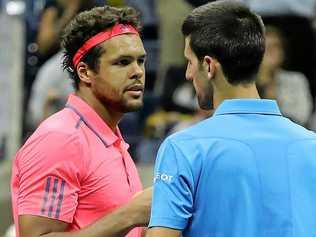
(146, 228), (181, 237)
(19, 33), (151, 237)
(76, 34), (146, 131)
(184, 37), (214, 110)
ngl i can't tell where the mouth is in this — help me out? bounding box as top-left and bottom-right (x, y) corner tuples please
(124, 84), (144, 97)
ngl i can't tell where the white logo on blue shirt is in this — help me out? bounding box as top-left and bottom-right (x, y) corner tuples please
(154, 172), (173, 183)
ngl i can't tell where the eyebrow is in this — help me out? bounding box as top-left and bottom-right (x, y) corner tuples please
(111, 54), (147, 61)
(116, 54), (147, 60)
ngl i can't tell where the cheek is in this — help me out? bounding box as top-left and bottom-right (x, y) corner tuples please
(196, 72), (210, 92)
(191, 65), (198, 77)
(186, 63), (196, 79)
(93, 78), (122, 99)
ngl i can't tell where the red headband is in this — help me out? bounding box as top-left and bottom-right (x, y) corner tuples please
(72, 24), (139, 67)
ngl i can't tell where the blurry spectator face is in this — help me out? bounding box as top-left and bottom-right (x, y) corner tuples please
(85, 34), (146, 113)
(184, 37), (213, 110)
(262, 31), (284, 70)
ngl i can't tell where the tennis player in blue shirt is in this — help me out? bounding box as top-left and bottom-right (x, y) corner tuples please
(146, 1), (316, 236)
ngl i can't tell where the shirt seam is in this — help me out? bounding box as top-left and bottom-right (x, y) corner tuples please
(214, 112), (283, 116)
(66, 105), (111, 147)
(149, 216), (187, 229)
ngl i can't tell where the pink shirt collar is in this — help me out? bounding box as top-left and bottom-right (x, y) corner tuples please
(66, 94), (125, 146)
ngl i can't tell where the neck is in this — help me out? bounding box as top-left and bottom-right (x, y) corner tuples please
(76, 89), (123, 132)
(213, 78), (260, 108)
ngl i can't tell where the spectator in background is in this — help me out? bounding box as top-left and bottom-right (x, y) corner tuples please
(25, 0), (96, 132)
(27, 51), (73, 130)
(257, 26), (313, 126)
(155, 0), (216, 93)
(36, 0), (95, 61)
(154, 0), (193, 95)
(23, 0), (96, 137)
(126, 0), (156, 28)
(240, 0), (316, 101)
(154, 0), (216, 107)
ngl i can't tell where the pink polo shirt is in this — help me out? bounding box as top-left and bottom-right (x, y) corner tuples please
(11, 94), (143, 236)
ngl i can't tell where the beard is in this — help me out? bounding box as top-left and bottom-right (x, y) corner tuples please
(95, 89), (144, 113)
(195, 73), (214, 110)
(197, 92), (213, 110)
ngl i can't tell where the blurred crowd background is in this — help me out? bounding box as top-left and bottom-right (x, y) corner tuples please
(2, 0), (316, 236)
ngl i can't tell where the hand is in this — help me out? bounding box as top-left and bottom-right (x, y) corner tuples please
(127, 187), (152, 227)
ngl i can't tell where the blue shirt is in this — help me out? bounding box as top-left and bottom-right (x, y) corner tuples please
(149, 99), (316, 237)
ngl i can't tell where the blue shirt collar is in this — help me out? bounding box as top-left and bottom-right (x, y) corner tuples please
(213, 99), (282, 116)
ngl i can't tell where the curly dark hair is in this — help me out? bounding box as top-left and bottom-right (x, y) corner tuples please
(61, 6), (142, 90)
(182, 0), (265, 85)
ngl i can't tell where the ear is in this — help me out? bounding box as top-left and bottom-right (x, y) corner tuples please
(76, 62), (94, 85)
(203, 56), (216, 79)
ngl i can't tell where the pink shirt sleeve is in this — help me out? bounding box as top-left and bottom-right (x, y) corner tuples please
(16, 131), (84, 223)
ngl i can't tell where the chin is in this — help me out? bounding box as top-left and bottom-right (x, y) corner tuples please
(122, 100), (144, 112)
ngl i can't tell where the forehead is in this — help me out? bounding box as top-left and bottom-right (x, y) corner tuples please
(100, 34), (146, 59)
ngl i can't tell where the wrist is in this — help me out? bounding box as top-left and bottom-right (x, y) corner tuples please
(121, 201), (142, 228)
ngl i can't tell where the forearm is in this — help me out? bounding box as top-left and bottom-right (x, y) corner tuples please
(20, 188), (151, 237)
(37, 7), (77, 54)
(146, 227), (181, 237)
(42, 205), (139, 237)
(20, 204), (141, 237)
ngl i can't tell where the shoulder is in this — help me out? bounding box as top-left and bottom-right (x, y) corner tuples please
(160, 117), (222, 159)
(21, 108), (84, 155)
(167, 116), (221, 143)
(164, 115), (257, 155)
(39, 108), (78, 130)
(15, 111), (87, 177)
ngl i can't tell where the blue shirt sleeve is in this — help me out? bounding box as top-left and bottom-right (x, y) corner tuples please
(149, 137), (195, 230)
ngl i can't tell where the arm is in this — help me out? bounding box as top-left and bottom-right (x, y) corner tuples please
(147, 139), (195, 236)
(16, 131), (152, 237)
(146, 227), (181, 237)
(37, 1), (80, 55)
(37, 7), (61, 55)
(19, 187), (152, 237)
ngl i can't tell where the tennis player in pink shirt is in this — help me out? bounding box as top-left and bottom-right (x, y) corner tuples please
(11, 5), (151, 237)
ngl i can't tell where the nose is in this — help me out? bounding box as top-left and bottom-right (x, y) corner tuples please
(185, 64), (193, 81)
(130, 61), (144, 80)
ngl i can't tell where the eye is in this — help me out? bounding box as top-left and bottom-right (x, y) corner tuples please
(116, 59), (131, 66)
(138, 58), (146, 65)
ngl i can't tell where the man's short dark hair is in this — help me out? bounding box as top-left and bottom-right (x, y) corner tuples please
(61, 6), (142, 90)
(182, 0), (265, 85)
